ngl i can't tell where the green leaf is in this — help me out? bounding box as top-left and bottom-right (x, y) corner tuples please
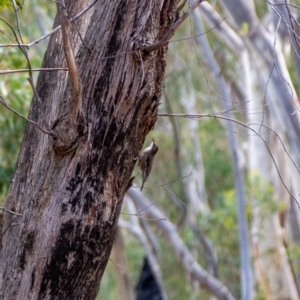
(0, 0), (11, 10)
(15, 0), (24, 9)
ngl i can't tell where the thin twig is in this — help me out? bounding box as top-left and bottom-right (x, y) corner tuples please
(0, 207), (22, 216)
(163, 185), (187, 208)
(108, 258), (124, 271)
(0, 67), (68, 75)
(142, 0), (205, 52)
(248, 122), (300, 174)
(177, 0), (188, 13)
(169, 18), (224, 44)
(0, 18), (42, 104)
(0, 96), (54, 136)
(121, 202), (167, 222)
(72, 18), (90, 50)
(120, 211), (167, 222)
(59, 4), (80, 97)
(0, 26), (17, 44)
(1, 215), (21, 245)
(132, 172), (192, 190)
(11, 0), (24, 44)
(57, 0), (82, 122)
(158, 112), (300, 207)
(0, 0), (99, 48)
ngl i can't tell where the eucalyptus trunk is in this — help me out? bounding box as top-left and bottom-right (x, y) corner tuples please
(0, 1), (182, 299)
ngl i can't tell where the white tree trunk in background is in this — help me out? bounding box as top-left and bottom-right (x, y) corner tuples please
(180, 81), (209, 215)
(200, 1), (300, 298)
(194, 10), (254, 300)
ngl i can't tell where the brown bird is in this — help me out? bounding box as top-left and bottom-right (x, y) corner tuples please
(138, 139), (159, 191)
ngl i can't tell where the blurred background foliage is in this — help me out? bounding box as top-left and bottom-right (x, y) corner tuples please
(0, 0), (55, 204)
(0, 1), (293, 300)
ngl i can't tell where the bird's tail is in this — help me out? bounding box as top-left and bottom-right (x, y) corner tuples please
(140, 181), (145, 191)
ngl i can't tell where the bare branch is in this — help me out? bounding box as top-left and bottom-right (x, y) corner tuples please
(142, 0), (205, 52)
(0, 0), (99, 48)
(11, 0), (24, 44)
(57, 0), (82, 122)
(0, 207), (22, 216)
(158, 112), (300, 207)
(118, 219), (167, 300)
(168, 17), (224, 44)
(132, 172), (192, 190)
(127, 189), (237, 300)
(163, 185), (187, 209)
(0, 67), (68, 75)
(0, 215), (21, 246)
(0, 16), (44, 107)
(58, 5), (80, 96)
(0, 96), (55, 136)
(108, 258), (124, 271)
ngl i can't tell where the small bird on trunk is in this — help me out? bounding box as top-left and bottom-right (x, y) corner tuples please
(138, 139), (159, 191)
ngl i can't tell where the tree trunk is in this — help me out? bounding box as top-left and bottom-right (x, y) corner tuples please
(128, 189), (237, 300)
(201, 1), (300, 298)
(193, 11), (254, 300)
(0, 1), (182, 299)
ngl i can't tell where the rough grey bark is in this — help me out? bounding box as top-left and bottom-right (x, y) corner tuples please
(0, 1), (186, 299)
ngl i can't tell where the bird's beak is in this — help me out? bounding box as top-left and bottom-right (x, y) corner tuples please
(152, 138), (155, 143)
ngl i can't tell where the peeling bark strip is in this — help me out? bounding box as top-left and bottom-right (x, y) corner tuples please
(51, 1), (86, 155)
(0, 1), (202, 299)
